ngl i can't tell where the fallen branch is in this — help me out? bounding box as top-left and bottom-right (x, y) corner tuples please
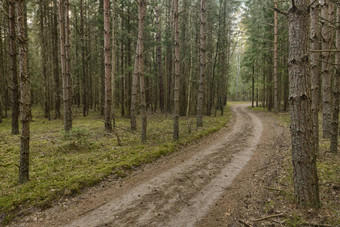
(265, 187), (284, 192)
(238, 219), (253, 227)
(253, 213), (285, 222)
(302, 222), (331, 227)
(78, 201), (107, 217)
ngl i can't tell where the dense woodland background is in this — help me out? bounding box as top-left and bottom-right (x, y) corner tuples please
(0, 0), (339, 224)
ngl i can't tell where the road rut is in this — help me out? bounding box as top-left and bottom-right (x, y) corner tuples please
(12, 104), (266, 227)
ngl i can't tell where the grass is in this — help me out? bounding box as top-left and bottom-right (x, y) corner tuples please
(0, 106), (231, 224)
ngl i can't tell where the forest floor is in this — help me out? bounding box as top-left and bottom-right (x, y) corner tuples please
(3, 104), (340, 227)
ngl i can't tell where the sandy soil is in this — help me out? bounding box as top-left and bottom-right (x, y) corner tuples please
(9, 104), (290, 227)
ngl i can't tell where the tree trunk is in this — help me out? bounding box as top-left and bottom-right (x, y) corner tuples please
(156, 2), (164, 113)
(273, 0), (278, 113)
(40, 0), (50, 120)
(59, 0), (72, 132)
(310, 0), (320, 153)
(111, 0), (116, 127)
(16, 0), (30, 184)
(80, 0), (88, 117)
(288, 0), (320, 208)
(252, 62), (255, 108)
(120, 6), (125, 117)
(197, 0), (206, 127)
(173, 0), (180, 140)
(330, 6), (339, 153)
(321, 1), (334, 138)
(9, 0), (20, 134)
(131, 0), (146, 132)
(138, 0), (147, 142)
(104, 0), (112, 131)
(53, 0), (61, 119)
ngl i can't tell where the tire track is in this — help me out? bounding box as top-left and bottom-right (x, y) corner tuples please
(64, 105), (263, 227)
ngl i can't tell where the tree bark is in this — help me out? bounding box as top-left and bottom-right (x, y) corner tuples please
(173, 0), (180, 140)
(111, 0), (116, 127)
(59, 0), (72, 132)
(156, 2), (164, 113)
(53, 0), (61, 119)
(137, 0), (147, 142)
(197, 0), (206, 127)
(330, 5), (339, 153)
(9, 0), (20, 134)
(16, 0), (30, 184)
(40, 0), (50, 120)
(310, 0), (320, 153)
(104, 0), (112, 131)
(120, 5), (125, 117)
(273, 0), (278, 113)
(288, 0), (320, 208)
(321, 0), (334, 138)
(80, 0), (88, 117)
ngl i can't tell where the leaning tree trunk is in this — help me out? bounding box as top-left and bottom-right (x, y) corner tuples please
(310, 0), (320, 153)
(104, 0), (112, 131)
(9, 0), (20, 135)
(197, 0), (206, 127)
(330, 6), (339, 153)
(173, 0), (180, 140)
(288, 0), (320, 208)
(16, 0), (30, 184)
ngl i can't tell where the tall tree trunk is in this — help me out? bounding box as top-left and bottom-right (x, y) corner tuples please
(16, 0), (30, 183)
(197, 0), (206, 127)
(0, 19), (4, 123)
(137, 0), (147, 141)
(310, 0), (320, 153)
(131, 0), (146, 132)
(80, 0), (87, 117)
(120, 16), (125, 117)
(59, 0), (72, 132)
(9, 0), (20, 134)
(330, 5), (339, 153)
(173, 0), (180, 140)
(321, 0), (333, 138)
(252, 62), (255, 108)
(111, 0), (116, 127)
(53, 0), (61, 119)
(273, 0), (278, 113)
(104, 0), (112, 131)
(186, 8), (193, 117)
(40, 0), (50, 120)
(64, 0), (72, 131)
(99, 0), (105, 116)
(156, 2), (164, 113)
(288, 0), (320, 208)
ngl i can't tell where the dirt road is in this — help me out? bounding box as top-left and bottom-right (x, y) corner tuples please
(11, 104), (290, 227)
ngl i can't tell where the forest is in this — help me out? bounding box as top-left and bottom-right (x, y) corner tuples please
(0, 0), (339, 226)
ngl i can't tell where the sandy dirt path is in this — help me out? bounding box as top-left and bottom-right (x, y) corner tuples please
(10, 104), (289, 227)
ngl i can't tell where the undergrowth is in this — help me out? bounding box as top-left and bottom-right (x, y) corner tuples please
(0, 106), (231, 224)
(260, 110), (340, 226)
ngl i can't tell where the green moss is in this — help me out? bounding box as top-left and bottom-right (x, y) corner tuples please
(0, 106), (231, 222)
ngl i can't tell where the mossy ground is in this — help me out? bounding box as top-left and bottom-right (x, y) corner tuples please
(0, 106), (231, 224)
(248, 106), (340, 226)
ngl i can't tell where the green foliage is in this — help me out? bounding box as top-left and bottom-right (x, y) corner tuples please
(0, 106), (231, 224)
